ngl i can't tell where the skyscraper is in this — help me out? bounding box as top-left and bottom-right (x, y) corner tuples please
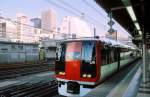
(41, 9), (56, 34)
(16, 13), (35, 43)
(30, 18), (41, 28)
(0, 16), (17, 41)
(0, 17), (6, 38)
(60, 16), (92, 38)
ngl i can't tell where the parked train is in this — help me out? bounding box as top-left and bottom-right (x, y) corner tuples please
(55, 37), (140, 96)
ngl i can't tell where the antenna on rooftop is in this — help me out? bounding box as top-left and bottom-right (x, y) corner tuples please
(94, 27), (96, 37)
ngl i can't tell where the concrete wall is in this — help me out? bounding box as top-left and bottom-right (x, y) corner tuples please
(0, 41), (39, 64)
(39, 39), (57, 64)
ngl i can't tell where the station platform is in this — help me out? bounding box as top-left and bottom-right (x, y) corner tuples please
(137, 70), (150, 97)
(137, 50), (150, 97)
(84, 60), (142, 97)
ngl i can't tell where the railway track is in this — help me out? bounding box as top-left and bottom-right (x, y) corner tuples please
(0, 80), (59, 97)
(0, 64), (53, 80)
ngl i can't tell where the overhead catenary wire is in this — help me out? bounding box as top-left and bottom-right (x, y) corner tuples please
(45, 0), (97, 25)
(44, 0), (80, 16)
(44, 0), (104, 26)
(59, 0), (101, 24)
(82, 0), (108, 20)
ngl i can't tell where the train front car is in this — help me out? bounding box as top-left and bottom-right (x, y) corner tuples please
(55, 39), (100, 96)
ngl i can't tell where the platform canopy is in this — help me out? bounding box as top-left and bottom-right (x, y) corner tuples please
(95, 0), (148, 45)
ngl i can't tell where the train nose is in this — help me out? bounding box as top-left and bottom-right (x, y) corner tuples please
(66, 60), (81, 80)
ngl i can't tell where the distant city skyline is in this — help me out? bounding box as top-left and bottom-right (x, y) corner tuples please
(0, 0), (132, 40)
(41, 9), (56, 33)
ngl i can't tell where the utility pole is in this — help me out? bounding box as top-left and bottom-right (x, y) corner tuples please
(94, 27), (96, 37)
(108, 6), (127, 39)
(142, 27), (146, 83)
(107, 11), (115, 34)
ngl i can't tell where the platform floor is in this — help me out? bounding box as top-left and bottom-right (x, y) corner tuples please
(137, 75), (150, 97)
(137, 50), (150, 97)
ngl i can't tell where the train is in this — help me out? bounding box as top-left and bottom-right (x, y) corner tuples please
(55, 37), (141, 96)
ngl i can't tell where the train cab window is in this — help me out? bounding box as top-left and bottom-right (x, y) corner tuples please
(82, 41), (95, 62)
(101, 47), (107, 65)
(81, 41), (96, 78)
(55, 43), (66, 75)
(65, 42), (82, 61)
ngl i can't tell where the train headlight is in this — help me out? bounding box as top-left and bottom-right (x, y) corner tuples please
(59, 72), (65, 75)
(82, 74), (87, 78)
(87, 74), (92, 78)
(82, 74), (92, 78)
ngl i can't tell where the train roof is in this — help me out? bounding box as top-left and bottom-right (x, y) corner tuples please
(60, 37), (139, 50)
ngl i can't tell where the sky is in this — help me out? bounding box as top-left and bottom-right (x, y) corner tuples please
(0, 0), (131, 39)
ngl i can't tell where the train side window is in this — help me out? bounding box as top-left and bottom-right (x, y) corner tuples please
(101, 45), (107, 65)
(114, 48), (118, 62)
(56, 43), (66, 62)
(56, 46), (61, 61)
(110, 47), (116, 63)
(91, 43), (96, 63)
(101, 45), (115, 65)
(106, 46), (110, 64)
(55, 43), (66, 74)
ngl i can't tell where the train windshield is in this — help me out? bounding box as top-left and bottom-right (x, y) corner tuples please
(65, 42), (82, 61)
(82, 41), (95, 62)
(81, 41), (96, 78)
(55, 41), (96, 77)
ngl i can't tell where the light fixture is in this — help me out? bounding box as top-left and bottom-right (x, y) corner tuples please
(138, 31), (142, 35)
(135, 23), (140, 30)
(126, 6), (137, 22)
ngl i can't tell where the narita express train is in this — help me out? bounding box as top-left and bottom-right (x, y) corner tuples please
(55, 37), (140, 96)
